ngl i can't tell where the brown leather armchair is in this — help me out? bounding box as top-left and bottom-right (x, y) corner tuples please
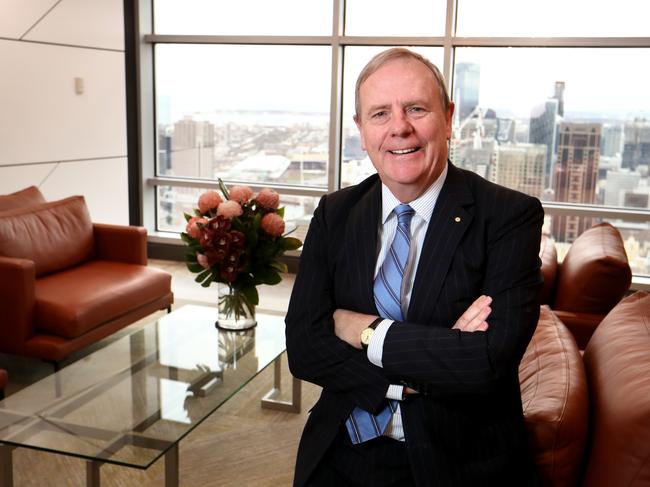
(0, 189), (173, 364)
(539, 223), (632, 349)
(521, 292), (650, 486)
(0, 368), (7, 400)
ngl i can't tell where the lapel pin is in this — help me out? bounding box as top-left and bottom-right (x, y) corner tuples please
(454, 216), (461, 223)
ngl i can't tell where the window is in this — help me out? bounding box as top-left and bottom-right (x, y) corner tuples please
(141, 0), (650, 277)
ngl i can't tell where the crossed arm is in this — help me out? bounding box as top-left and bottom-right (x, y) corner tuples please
(333, 294), (493, 349)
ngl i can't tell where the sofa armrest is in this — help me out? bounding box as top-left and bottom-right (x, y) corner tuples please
(551, 309), (605, 350)
(93, 223), (147, 265)
(0, 256), (36, 355)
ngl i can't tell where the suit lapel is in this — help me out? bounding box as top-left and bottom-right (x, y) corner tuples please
(408, 164), (474, 325)
(344, 178), (382, 314)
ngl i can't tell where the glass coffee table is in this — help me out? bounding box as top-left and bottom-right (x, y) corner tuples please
(0, 305), (301, 487)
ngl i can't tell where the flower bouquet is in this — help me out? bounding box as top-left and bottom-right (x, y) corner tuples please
(182, 180), (302, 330)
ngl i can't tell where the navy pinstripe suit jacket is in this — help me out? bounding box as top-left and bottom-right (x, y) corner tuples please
(286, 162), (543, 487)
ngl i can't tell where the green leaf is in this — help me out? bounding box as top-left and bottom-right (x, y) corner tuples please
(218, 178), (230, 199)
(183, 212), (194, 222)
(195, 268), (212, 283)
(282, 237), (303, 251)
(200, 274), (214, 287)
(276, 207), (285, 218)
(270, 260), (288, 273)
(187, 262), (204, 273)
(241, 285), (259, 306)
(180, 232), (193, 244)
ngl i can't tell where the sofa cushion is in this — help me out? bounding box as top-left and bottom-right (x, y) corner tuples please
(0, 186), (46, 212)
(539, 235), (558, 305)
(519, 306), (589, 487)
(582, 292), (650, 487)
(34, 260), (172, 338)
(0, 196), (94, 276)
(553, 222), (631, 314)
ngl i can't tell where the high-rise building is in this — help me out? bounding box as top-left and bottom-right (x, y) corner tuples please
(553, 81), (565, 117)
(552, 122), (601, 242)
(604, 170), (640, 206)
(529, 99), (559, 188)
(622, 119), (650, 170)
(601, 123), (624, 158)
(171, 117), (216, 178)
(454, 63), (480, 124)
(496, 143), (546, 199)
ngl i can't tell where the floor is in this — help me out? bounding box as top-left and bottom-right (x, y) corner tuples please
(0, 260), (320, 486)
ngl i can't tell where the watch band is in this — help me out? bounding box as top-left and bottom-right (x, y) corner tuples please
(368, 317), (384, 330)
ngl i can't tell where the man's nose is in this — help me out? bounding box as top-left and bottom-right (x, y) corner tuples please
(390, 111), (413, 137)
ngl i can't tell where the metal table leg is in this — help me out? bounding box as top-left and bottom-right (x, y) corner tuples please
(86, 460), (101, 487)
(165, 444), (179, 487)
(0, 445), (13, 487)
(261, 356), (302, 413)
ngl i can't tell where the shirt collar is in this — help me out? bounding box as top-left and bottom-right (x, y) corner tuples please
(380, 163), (448, 224)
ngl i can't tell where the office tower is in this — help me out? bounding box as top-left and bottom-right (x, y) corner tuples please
(553, 81), (565, 117)
(171, 117), (216, 178)
(497, 143), (546, 199)
(529, 99), (559, 188)
(604, 170), (640, 206)
(496, 117), (516, 143)
(622, 119), (650, 170)
(601, 123), (624, 158)
(454, 63), (480, 123)
(552, 122), (601, 242)
(452, 135), (498, 182)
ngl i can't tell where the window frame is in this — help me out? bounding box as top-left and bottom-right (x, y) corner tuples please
(133, 0), (650, 279)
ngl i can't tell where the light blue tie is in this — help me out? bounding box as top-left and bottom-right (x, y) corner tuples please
(345, 204), (415, 444)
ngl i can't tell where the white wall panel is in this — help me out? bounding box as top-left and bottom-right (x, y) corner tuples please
(40, 157), (129, 224)
(0, 163), (54, 194)
(0, 39), (126, 166)
(24, 0), (124, 51)
(0, 0), (58, 39)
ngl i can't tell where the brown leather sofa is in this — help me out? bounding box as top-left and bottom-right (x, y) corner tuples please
(520, 292), (650, 486)
(0, 187), (173, 364)
(0, 368), (7, 400)
(539, 223), (632, 349)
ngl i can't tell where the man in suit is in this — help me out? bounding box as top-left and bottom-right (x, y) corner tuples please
(286, 48), (542, 486)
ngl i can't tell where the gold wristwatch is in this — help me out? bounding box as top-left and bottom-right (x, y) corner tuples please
(360, 317), (384, 350)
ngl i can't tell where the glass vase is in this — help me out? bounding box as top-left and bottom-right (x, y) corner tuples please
(216, 284), (257, 331)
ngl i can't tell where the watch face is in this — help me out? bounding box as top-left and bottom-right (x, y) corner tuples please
(361, 328), (374, 346)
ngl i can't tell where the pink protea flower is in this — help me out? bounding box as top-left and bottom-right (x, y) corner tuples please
(186, 217), (208, 239)
(198, 191), (223, 214)
(217, 200), (243, 219)
(196, 253), (210, 269)
(261, 212), (285, 237)
(228, 185), (254, 204)
(256, 188), (280, 209)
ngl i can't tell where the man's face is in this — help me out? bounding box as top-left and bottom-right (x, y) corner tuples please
(355, 58), (454, 202)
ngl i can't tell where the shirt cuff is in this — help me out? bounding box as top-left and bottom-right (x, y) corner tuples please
(367, 319), (392, 368)
(386, 384), (405, 401)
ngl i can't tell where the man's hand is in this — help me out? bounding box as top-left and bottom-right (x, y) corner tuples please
(333, 309), (378, 349)
(452, 295), (492, 332)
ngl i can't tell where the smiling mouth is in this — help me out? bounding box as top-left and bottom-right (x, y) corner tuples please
(388, 147), (420, 155)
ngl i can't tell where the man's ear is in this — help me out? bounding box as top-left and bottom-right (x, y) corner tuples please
(354, 114), (367, 151)
(445, 102), (455, 139)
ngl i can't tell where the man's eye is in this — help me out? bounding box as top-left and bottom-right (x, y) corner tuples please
(409, 107), (425, 113)
(371, 111), (387, 119)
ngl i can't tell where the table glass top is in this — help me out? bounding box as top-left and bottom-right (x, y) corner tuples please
(0, 305), (287, 468)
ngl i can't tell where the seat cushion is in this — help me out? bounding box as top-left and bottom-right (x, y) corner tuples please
(0, 196), (94, 276)
(582, 292), (650, 487)
(34, 260), (172, 338)
(539, 235), (558, 305)
(519, 306), (589, 487)
(553, 222), (631, 314)
(0, 186), (46, 212)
